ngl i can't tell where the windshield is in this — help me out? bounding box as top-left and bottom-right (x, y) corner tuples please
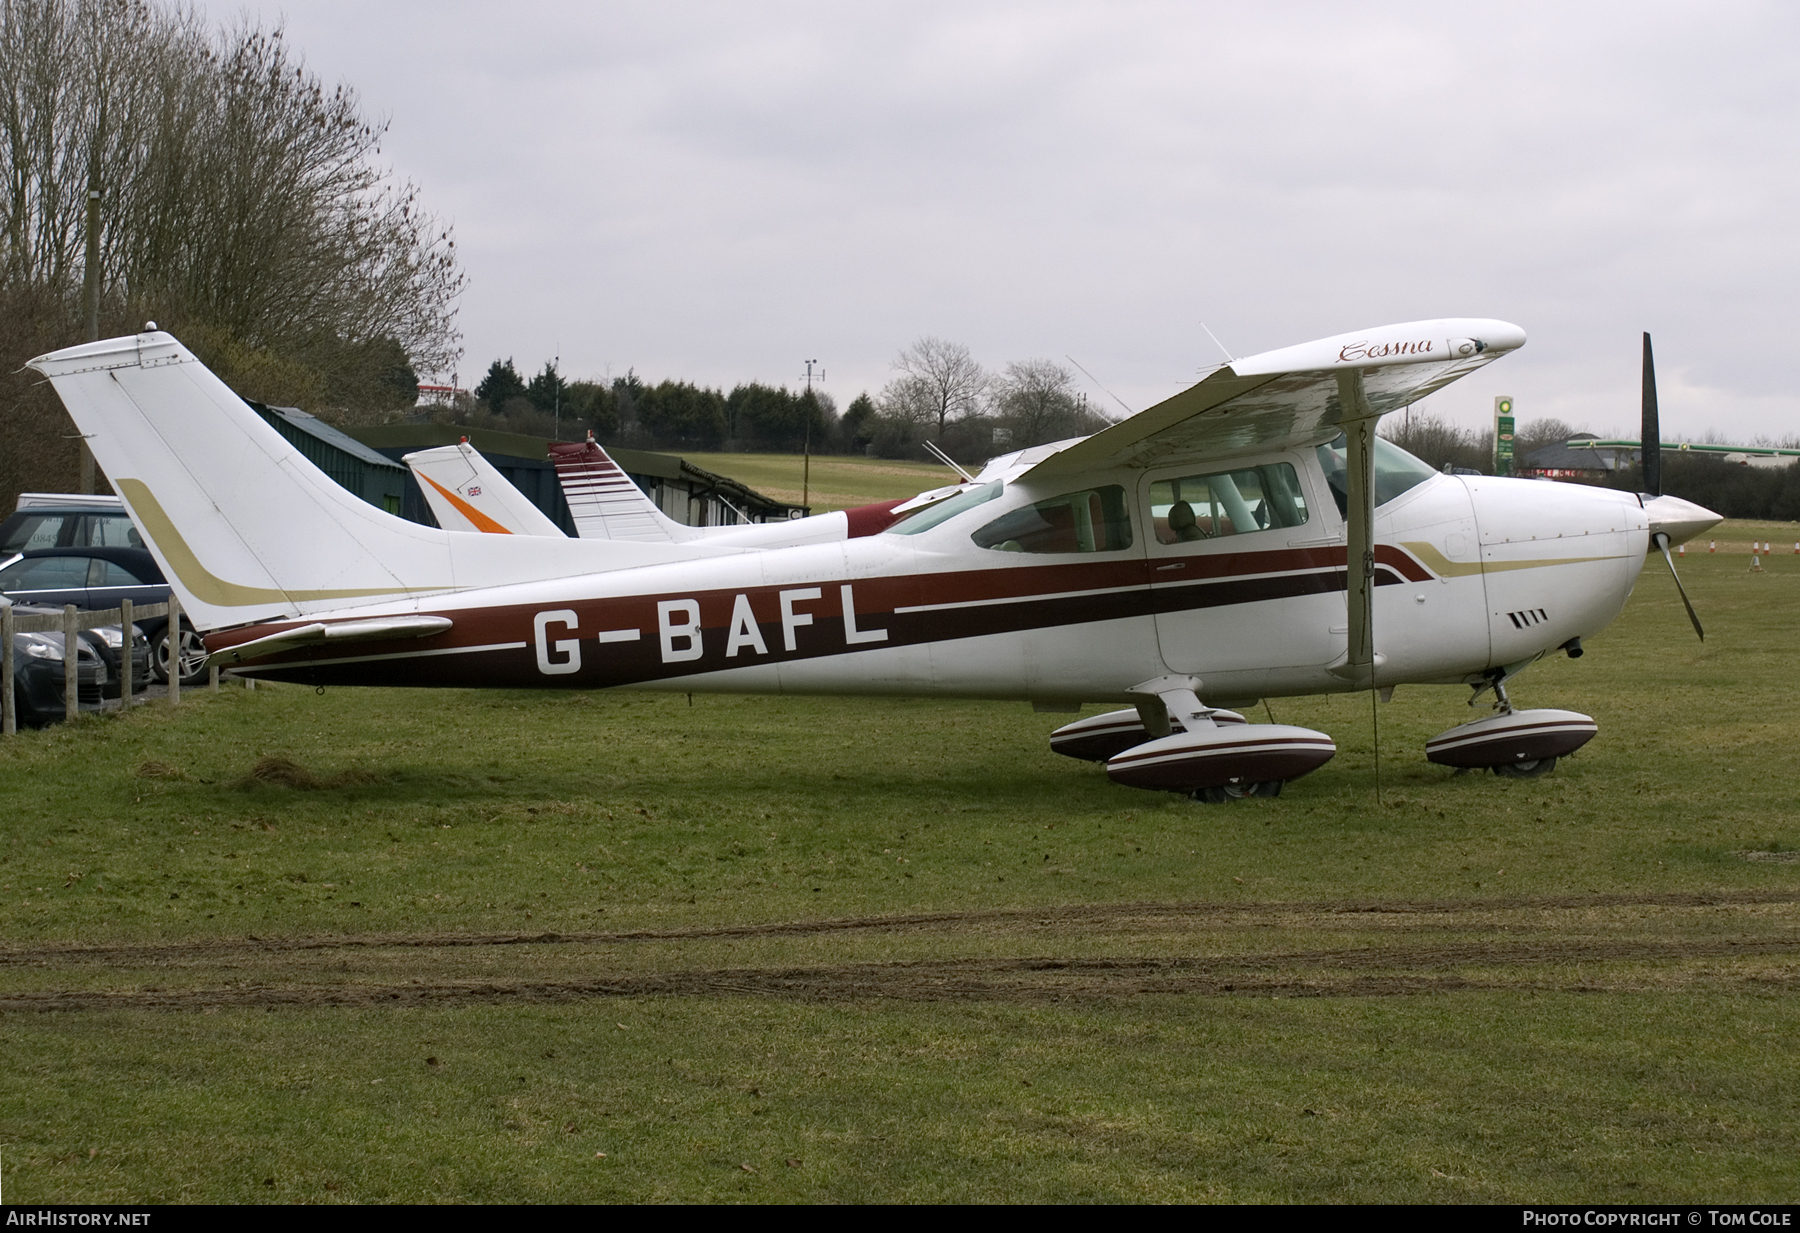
(885, 482), (1005, 536)
(1315, 434), (1442, 516)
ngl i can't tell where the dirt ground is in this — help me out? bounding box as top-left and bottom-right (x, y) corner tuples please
(3, 889), (1794, 1012)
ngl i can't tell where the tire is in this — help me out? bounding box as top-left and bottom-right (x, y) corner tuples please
(1191, 781), (1284, 803)
(152, 623), (209, 685)
(1492, 756), (1557, 780)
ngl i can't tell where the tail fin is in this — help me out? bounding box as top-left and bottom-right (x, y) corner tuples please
(29, 331), (708, 628)
(551, 433), (702, 543)
(404, 441), (566, 537)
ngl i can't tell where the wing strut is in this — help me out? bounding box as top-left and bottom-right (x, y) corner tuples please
(1339, 371), (1385, 803)
(1338, 371), (1379, 692)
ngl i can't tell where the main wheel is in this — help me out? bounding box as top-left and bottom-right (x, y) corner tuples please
(1492, 756), (1557, 780)
(1191, 780), (1284, 803)
(152, 624), (209, 685)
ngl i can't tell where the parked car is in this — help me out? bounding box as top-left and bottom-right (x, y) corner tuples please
(0, 546), (204, 684)
(0, 493), (142, 554)
(4, 599), (149, 727)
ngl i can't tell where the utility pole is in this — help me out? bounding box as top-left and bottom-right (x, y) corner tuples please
(800, 360), (823, 513)
(553, 354), (562, 440)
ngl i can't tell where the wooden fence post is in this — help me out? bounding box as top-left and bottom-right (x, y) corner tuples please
(63, 604), (79, 723)
(209, 661), (219, 691)
(120, 598), (133, 708)
(2, 603), (14, 736)
(167, 591), (182, 707)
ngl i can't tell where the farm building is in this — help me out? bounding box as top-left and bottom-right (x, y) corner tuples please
(250, 404), (409, 513)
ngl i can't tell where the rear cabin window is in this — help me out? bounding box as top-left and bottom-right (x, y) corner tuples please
(1, 514), (69, 553)
(82, 514), (142, 548)
(1149, 463), (1309, 544)
(972, 486), (1133, 554)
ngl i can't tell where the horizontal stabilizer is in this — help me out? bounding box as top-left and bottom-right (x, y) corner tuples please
(217, 615), (454, 665)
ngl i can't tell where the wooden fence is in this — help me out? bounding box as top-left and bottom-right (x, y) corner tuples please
(0, 592), (205, 735)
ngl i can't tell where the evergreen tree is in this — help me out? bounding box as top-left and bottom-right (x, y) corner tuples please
(526, 360), (565, 414)
(475, 358), (526, 413)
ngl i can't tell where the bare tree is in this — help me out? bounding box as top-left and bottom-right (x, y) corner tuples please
(1380, 411), (1491, 474)
(878, 337), (989, 440)
(992, 358), (1114, 447)
(1512, 416), (1588, 463)
(0, 0), (463, 436)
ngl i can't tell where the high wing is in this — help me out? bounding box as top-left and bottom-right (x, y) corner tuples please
(1020, 319), (1525, 483)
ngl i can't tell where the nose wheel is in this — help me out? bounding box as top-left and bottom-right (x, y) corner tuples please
(1492, 756), (1557, 779)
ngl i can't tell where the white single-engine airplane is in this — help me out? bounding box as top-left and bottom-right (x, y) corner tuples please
(30, 319), (1719, 801)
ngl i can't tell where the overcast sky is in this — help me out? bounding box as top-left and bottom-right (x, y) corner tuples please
(247, 1), (1800, 443)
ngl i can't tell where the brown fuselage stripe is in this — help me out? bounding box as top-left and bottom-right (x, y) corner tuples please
(212, 545), (1430, 689)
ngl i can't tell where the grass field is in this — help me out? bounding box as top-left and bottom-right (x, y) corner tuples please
(0, 521), (1796, 1202)
(682, 452), (948, 512)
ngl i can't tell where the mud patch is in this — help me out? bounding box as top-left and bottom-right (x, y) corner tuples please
(237, 756), (380, 791)
(1736, 850), (1800, 864)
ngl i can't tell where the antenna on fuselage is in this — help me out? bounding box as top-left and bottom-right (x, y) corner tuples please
(921, 439), (976, 483)
(1200, 322), (1235, 364)
(1065, 356), (1136, 418)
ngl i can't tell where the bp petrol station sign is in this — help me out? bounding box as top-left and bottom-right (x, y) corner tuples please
(1494, 396), (1514, 476)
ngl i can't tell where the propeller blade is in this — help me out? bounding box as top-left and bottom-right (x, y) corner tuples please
(1654, 532), (1705, 641)
(1642, 332), (1661, 499)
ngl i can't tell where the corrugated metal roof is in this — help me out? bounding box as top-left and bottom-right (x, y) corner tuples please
(256, 406), (406, 472)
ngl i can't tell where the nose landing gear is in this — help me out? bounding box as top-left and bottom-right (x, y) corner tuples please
(1426, 667), (1596, 777)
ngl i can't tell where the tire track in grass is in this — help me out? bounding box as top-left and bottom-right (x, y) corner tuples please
(2, 935), (1797, 1012)
(2, 888), (1795, 966)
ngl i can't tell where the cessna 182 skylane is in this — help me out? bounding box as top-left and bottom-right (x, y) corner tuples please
(29, 319), (1719, 801)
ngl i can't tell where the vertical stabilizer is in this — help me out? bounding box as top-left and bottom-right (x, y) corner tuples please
(551, 434), (701, 542)
(404, 441), (567, 537)
(28, 331), (717, 629)
(28, 331), (463, 629)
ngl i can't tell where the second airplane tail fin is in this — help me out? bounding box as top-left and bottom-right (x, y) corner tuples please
(551, 434), (702, 542)
(404, 441), (567, 537)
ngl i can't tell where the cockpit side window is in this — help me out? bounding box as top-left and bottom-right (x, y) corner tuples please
(972, 485), (1133, 554)
(1148, 463), (1308, 544)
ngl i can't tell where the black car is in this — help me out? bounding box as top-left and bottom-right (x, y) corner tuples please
(5, 600), (149, 728)
(0, 546), (206, 684)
